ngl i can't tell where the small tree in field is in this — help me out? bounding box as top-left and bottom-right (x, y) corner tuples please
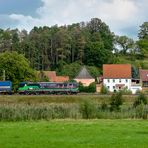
(110, 91), (123, 111)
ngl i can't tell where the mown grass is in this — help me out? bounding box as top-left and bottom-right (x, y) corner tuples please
(0, 120), (148, 148)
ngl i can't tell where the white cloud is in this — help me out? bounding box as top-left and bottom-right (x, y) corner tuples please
(5, 0), (148, 38)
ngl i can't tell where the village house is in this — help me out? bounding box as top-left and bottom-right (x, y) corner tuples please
(103, 64), (142, 94)
(139, 69), (148, 92)
(74, 66), (95, 86)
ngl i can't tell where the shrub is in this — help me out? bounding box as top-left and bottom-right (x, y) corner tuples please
(79, 82), (87, 92)
(100, 85), (109, 94)
(88, 82), (96, 93)
(101, 102), (108, 111)
(120, 87), (132, 95)
(135, 104), (148, 119)
(79, 99), (97, 119)
(135, 89), (142, 95)
(133, 92), (147, 108)
(79, 82), (96, 93)
(110, 91), (123, 111)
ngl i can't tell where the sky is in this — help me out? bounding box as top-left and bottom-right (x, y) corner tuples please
(0, 0), (147, 38)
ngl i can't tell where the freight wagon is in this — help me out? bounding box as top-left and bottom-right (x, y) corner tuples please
(18, 82), (79, 95)
(0, 81), (12, 94)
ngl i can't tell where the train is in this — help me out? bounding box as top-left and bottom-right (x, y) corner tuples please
(0, 81), (79, 95)
(0, 81), (12, 95)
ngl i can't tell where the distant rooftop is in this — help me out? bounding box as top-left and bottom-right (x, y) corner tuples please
(75, 66), (94, 79)
(140, 69), (148, 81)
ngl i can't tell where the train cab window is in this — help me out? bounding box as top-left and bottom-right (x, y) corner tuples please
(19, 82), (27, 87)
(73, 83), (78, 88)
(28, 84), (40, 87)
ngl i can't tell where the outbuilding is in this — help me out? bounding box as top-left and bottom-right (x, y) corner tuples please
(74, 66), (95, 86)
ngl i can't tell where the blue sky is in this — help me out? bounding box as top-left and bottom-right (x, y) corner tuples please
(0, 0), (147, 39)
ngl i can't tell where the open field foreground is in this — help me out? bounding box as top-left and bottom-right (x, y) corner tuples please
(0, 120), (148, 148)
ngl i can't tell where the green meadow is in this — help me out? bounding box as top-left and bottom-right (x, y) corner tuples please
(0, 120), (148, 148)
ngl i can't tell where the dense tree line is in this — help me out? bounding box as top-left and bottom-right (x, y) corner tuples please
(0, 18), (148, 81)
(0, 18), (114, 69)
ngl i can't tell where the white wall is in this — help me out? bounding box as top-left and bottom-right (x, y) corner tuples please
(103, 79), (131, 92)
(74, 79), (95, 86)
(130, 86), (142, 94)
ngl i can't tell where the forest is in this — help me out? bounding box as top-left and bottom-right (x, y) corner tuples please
(0, 18), (148, 83)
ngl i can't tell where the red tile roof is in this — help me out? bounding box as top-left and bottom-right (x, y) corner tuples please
(55, 76), (69, 82)
(43, 71), (69, 82)
(140, 69), (148, 81)
(103, 64), (131, 79)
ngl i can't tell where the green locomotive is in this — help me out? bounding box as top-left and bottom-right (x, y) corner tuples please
(18, 82), (79, 95)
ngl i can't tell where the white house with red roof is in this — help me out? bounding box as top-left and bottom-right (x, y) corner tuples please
(103, 64), (142, 94)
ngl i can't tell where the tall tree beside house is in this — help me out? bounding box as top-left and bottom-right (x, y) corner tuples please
(86, 18), (114, 51)
(138, 22), (148, 39)
(84, 41), (109, 67)
(137, 22), (148, 58)
(115, 35), (134, 55)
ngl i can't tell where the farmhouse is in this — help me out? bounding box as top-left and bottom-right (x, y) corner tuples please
(74, 66), (95, 86)
(103, 64), (142, 94)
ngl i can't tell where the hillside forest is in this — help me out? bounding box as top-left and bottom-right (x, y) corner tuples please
(0, 18), (148, 85)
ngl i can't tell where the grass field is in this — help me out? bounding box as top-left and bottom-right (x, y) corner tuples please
(0, 94), (137, 105)
(0, 120), (148, 148)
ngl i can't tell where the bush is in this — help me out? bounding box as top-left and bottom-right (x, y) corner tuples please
(79, 99), (97, 119)
(100, 85), (109, 94)
(88, 82), (96, 93)
(120, 87), (132, 95)
(79, 82), (96, 93)
(101, 102), (108, 111)
(110, 92), (123, 111)
(133, 92), (147, 108)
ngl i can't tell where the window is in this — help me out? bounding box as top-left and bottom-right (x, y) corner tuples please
(113, 86), (115, 89)
(126, 79), (128, 83)
(119, 79), (121, 83)
(143, 81), (148, 87)
(107, 86), (110, 89)
(107, 79), (110, 83)
(113, 79), (115, 83)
